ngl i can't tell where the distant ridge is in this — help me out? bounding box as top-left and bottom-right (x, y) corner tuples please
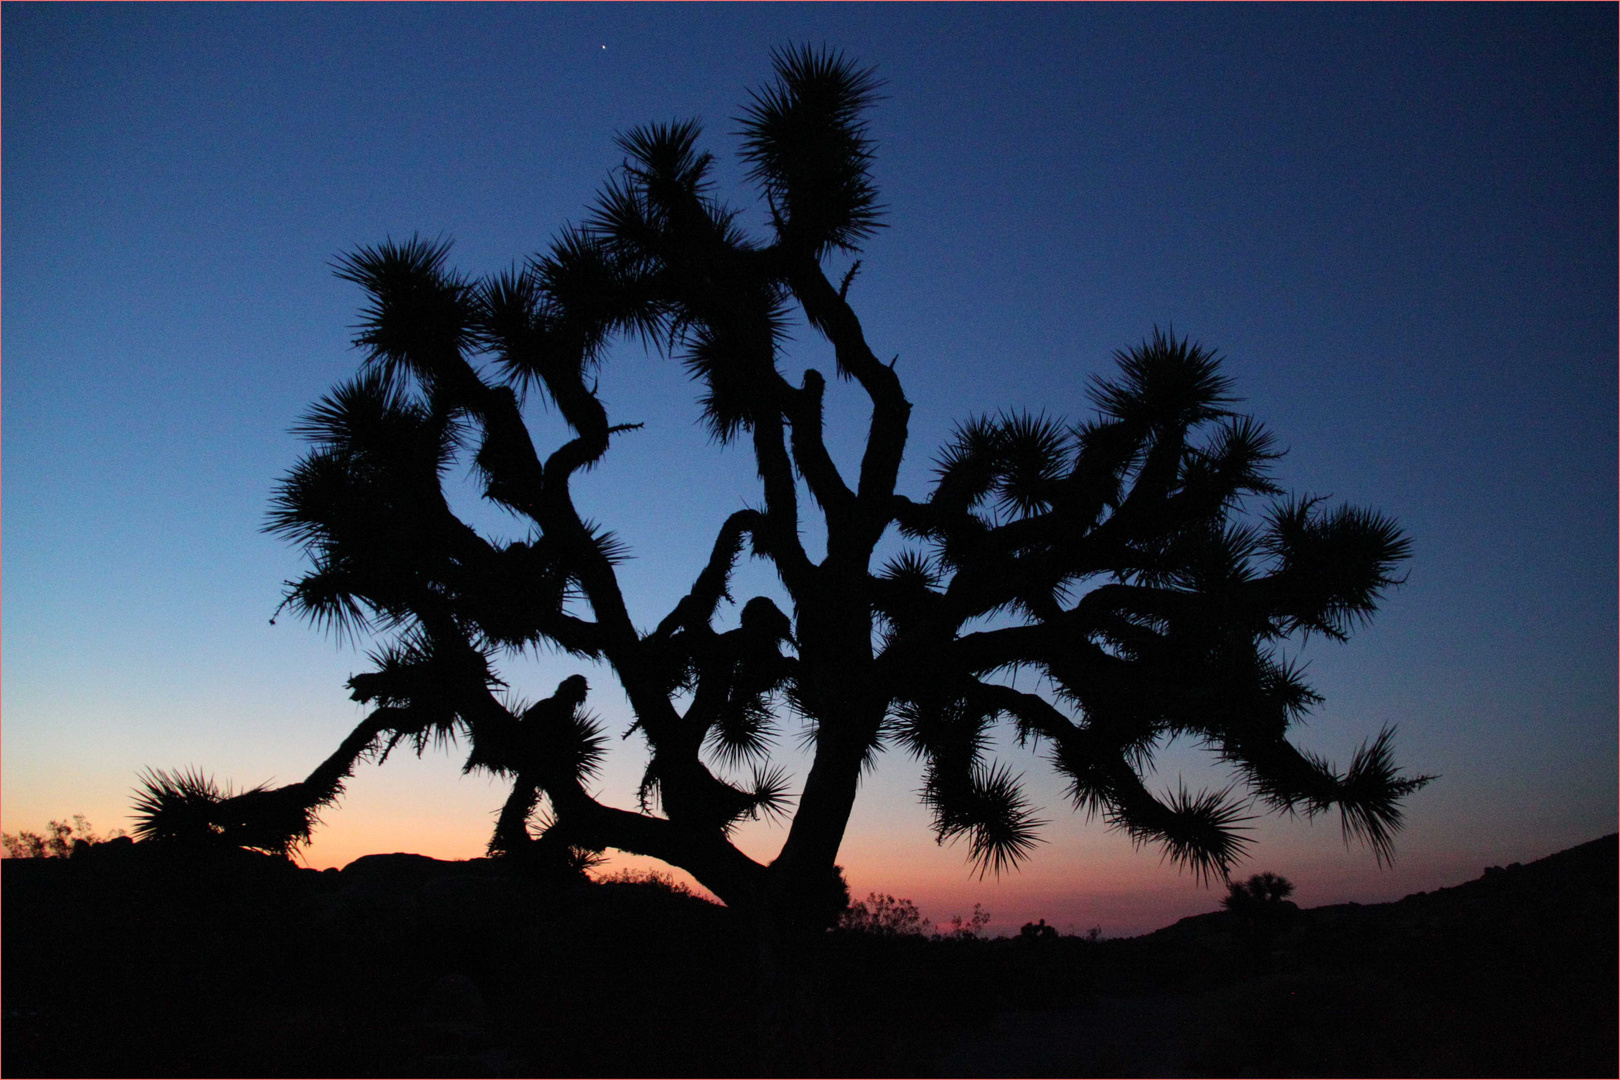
(1151, 831), (1617, 940)
(3, 831), (1614, 1076)
(941, 833), (1617, 1076)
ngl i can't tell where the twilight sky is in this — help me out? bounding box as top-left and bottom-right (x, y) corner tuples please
(4, 3), (1615, 936)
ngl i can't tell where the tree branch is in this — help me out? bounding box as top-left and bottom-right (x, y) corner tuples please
(751, 410), (816, 590)
(652, 510), (765, 640)
(550, 781), (768, 908)
(786, 260), (910, 557)
(774, 369), (855, 517)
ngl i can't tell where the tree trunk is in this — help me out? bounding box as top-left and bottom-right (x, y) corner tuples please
(753, 901), (832, 1077)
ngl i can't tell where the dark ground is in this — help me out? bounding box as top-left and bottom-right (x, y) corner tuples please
(3, 834), (1614, 1077)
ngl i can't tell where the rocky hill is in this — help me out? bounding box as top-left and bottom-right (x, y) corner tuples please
(931, 833), (1618, 1076)
(3, 834), (1613, 1076)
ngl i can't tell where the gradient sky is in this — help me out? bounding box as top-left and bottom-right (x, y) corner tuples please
(4, 4), (1615, 937)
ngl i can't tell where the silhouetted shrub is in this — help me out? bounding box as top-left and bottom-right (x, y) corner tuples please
(1, 815), (123, 858)
(938, 903), (992, 941)
(594, 867), (699, 898)
(838, 892), (931, 937)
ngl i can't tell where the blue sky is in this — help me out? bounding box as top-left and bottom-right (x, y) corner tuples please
(4, 3), (1614, 935)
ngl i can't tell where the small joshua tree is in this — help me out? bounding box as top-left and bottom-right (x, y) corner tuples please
(1222, 870), (1299, 956)
(135, 48), (1432, 1028)
(1222, 871), (1297, 911)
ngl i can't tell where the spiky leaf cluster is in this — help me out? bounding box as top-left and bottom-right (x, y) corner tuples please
(881, 331), (1431, 880)
(131, 768), (317, 857)
(738, 45), (885, 257)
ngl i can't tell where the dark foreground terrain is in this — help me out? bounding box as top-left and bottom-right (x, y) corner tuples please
(4, 834), (1614, 1077)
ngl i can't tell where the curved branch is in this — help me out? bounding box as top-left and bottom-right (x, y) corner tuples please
(787, 260), (910, 555)
(775, 369), (855, 517)
(952, 616), (1116, 677)
(652, 509), (765, 640)
(299, 706), (407, 807)
(752, 410), (815, 590)
(1220, 727), (1435, 866)
(972, 683), (1078, 745)
(552, 783), (769, 908)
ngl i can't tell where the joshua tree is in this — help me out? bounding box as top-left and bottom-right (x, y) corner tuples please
(1223, 871), (1297, 911)
(136, 45), (1430, 1027)
(1223, 871), (1300, 955)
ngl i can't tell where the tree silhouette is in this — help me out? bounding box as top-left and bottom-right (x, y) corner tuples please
(839, 893), (931, 938)
(1222, 871), (1300, 957)
(1223, 871), (1297, 910)
(136, 44), (1432, 1038)
(2, 814), (123, 858)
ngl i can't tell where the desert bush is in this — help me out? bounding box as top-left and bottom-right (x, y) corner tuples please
(2, 814), (123, 858)
(595, 867), (699, 898)
(939, 904), (992, 940)
(839, 893), (931, 937)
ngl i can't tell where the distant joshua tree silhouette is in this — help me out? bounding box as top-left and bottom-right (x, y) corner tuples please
(1222, 870), (1301, 959)
(1223, 871), (1297, 911)
(134, 45), (1432, 1060)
